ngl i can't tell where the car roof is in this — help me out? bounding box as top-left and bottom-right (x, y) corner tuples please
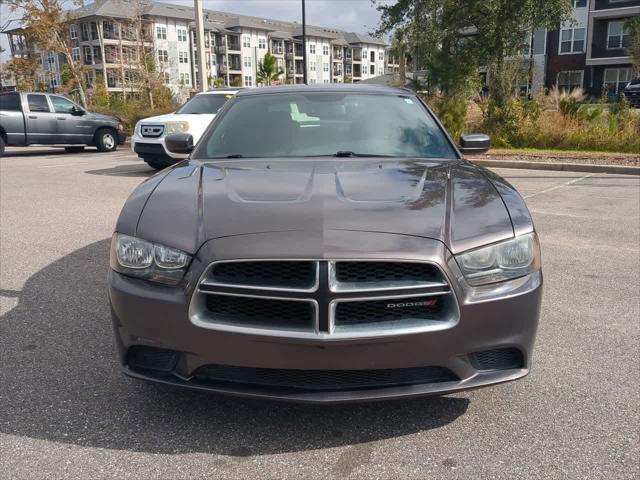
(199, 88), (243, 95)
(235, 84), (414, 97)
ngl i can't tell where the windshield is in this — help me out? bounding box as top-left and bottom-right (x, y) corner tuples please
(194, 92), (458, 159)
(175, 93), (233, 114)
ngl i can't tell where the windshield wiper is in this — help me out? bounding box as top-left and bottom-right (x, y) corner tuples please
(334, 151), (395, 158)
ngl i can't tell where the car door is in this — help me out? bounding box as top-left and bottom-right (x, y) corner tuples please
(49, 95), (93, 144)
(25, 94), (58, 144)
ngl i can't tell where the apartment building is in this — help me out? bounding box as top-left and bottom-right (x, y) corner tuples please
(546, 0), (639, 96)
(3, 0), (389, 102)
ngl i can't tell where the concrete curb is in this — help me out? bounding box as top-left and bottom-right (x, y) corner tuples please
(473, 159), (640, 176)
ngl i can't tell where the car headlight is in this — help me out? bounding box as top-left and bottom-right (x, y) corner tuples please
(455, 232), (540, 286)
(110, 233), (191, 285)
(117, 123), (124, 130)
(164, 121), (190, 135)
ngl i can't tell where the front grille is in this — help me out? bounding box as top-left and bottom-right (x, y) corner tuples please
(335, 262), (442, 284)
(470, 348), (524, 371)
(335, 295), (444, 326)
(192, 260), (457, 338)
(140, 124), (164, 138)
(194, 364), (458, 391)
(209, 261), (316, 290)
(205, 294), (314, 330)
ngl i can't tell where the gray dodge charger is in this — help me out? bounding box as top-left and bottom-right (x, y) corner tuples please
(109, 85), (542, 403)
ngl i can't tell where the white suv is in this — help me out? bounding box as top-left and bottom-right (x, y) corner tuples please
(131, 88), (240, 170)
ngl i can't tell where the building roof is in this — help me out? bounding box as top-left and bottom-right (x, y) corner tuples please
(67, 0), (388, 47)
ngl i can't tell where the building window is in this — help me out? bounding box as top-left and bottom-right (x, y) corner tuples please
(323, 45), (329, 56)
(180, 72), (190, 85)
(244, 56), (252, 67)
(559, 27), (585, 54)
(156, 26), (167, 40)
(50, 77), (59, 88)
(370, 51), (375, 62)
(557, 70), (584, 92)
(573, 0), (587, 7)
(323, 62), (329, 72)
(177, 29), (187, 42)
(309, 43), (316, 54)
(379, 51), (384, 61)
(244, 75), (253, 86)
(604, 68), (631, 95)
(179, 51), (188, 63)
(83, 46), (92, 64)
(258, 37), (266, 49)
(607, 21), (631, 50)
(310, 61), (316, 71)
(164, 72), (170, 84)
(72, 47), (80, 62)
(70, 24), (78, 39)
(370, 64), (375, 75)
(48, 53), (56, 64)
(243, 35), (251, 48)
(158, 50), (168, 63)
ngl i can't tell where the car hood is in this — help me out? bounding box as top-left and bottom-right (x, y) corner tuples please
(133, 159), (516, 255)
(86, 112), (119, 123)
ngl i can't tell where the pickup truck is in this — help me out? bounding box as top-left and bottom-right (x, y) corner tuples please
(0, 91), (126, 157)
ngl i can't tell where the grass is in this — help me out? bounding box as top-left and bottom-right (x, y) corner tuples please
(489, 148), (640, 157)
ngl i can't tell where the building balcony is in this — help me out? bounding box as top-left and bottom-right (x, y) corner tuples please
(285, 52), (294, 60)
(215, 45), (227, 54)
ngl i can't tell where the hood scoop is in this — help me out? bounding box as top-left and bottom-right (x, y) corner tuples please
(336, 165), (427, 203)
(224, 165), (315, 203)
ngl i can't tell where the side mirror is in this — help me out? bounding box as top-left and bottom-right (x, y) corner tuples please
(165, 133), (194, 154)
(71, 106), (85, 116)
(459, 134), (491, 155)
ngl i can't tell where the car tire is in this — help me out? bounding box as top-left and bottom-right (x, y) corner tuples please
(65, 146), (85, 153)
(96, 129), (118, 152)
(0, 136), (5, 158)
(144, 158), (170, 171)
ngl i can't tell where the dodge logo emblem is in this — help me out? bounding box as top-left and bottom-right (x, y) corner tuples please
(386, 299), (438, 309)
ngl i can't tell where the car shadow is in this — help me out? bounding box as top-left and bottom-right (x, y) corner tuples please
(84, 164), (157, 177)
(0, 239), (469, 455)
(2, 147), (99, 157)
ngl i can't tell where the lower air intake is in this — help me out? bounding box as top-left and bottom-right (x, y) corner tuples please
(194, 365), (457, 391)
(470, 348), (524, 371)
(127, 346), (179, 372)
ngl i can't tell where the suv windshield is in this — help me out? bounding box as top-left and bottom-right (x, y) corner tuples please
(176, 93), (233, 114)
(195, 92), (458, 159)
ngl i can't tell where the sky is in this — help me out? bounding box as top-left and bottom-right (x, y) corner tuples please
(0, 0), (390, 63)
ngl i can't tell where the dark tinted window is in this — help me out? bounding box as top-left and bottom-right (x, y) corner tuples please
(0, 93), (22, 111)
(27, 94), (50, 112)
(196, 92), (458, 160)
(175, 93), (232, 114)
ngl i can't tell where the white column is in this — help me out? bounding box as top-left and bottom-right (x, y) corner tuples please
(194, 0), (208, 90)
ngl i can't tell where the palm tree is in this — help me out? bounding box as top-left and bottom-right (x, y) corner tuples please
(391, 27), (409, 86)
(256, 52), (284, 86)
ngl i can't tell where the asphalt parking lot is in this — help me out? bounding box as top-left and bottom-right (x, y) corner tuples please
(1, 146), (638, 479)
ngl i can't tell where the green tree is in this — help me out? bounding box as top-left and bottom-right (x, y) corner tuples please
(626, 17), (640, 77)
(375, 0), (573, 106)
(256, 52), (284, 86)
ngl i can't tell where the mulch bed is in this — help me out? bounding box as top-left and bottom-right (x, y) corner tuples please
(481, 150), (640, 166)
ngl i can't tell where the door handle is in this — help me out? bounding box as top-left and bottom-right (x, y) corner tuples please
(28, 115), (37, 119)
(57, 117), (66, 120)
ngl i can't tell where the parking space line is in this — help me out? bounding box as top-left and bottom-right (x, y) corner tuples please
(38, 162), (89, 168)
(524, 173), (596, 199)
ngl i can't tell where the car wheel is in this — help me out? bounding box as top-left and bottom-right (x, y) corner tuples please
(0, 136), (5, 158)
(96, 129), (118, 152)
(144, 158), (170, 171)
(64, 146), (85, 153)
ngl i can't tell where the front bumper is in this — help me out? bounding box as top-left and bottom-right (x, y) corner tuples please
(109, 231), (542, 403)
(131, 133), (187, 161)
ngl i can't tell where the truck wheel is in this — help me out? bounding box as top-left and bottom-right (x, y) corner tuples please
(96, 129), (117, 152)
(0, 136), (5, 158)
(144, 157), (169, 171)
(65, 146), (85, 153)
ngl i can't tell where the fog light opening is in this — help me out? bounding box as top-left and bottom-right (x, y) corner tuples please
(469, 348), (524, 371)
(126, 346), (179, 373)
